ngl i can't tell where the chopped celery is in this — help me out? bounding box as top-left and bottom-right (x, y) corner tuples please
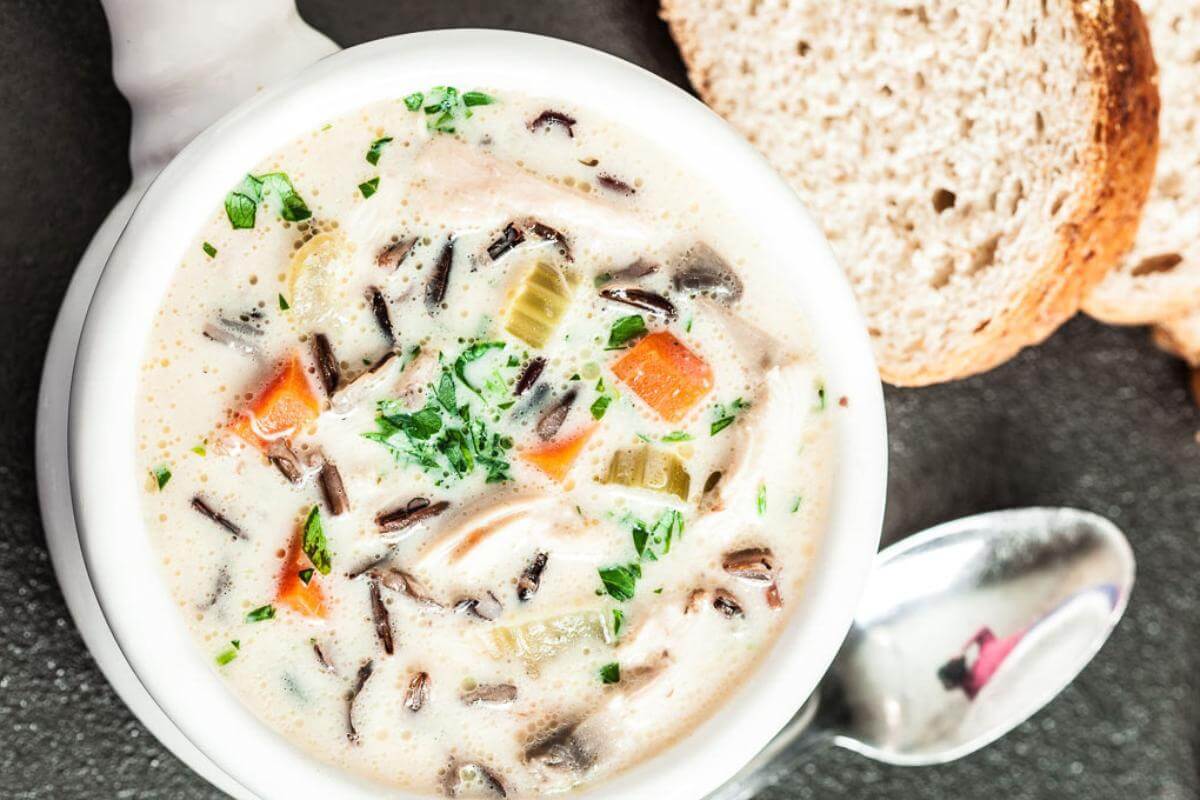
(488, 609), (615, 671)
(504, 261), (572, 348)
(602, 445), (691, 501)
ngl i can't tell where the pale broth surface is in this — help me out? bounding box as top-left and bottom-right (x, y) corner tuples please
(136, 89), (835, 797)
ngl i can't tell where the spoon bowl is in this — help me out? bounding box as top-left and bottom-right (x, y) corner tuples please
(711, 506), (1134, 798)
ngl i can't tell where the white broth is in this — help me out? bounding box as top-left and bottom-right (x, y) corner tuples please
(136, 87), (835, 797)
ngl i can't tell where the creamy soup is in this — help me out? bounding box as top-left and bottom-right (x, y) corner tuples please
(136, 87), (836, 797)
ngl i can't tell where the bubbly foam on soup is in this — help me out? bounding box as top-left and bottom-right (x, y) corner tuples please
(136, 87), (836, 797)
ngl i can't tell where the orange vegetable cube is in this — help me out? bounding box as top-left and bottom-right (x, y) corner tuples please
(612, 332), (713, 422)
(231, 354), (321, 449)
(522, 426), (596, 482)
(276, 534), (326, 618)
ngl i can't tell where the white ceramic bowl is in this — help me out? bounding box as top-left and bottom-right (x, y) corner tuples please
(67, 30), (887, 799)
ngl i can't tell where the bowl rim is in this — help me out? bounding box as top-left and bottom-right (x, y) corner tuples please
(68, 28), (887, 800)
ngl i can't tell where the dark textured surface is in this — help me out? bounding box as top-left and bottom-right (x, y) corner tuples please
(0, 1), (1196, 798)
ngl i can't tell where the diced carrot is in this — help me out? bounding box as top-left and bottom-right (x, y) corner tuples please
(230, 354), (321, 449)
(522, 425), (596, 482)
(611, 332), (713, 422)
(276, 534), (326, 618)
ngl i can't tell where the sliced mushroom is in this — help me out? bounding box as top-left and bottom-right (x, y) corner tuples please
(190, 496), (245, 539)
(593, 258), (658, 287)
(201, 319), (261, 358)
(598, 287), (677, 320)
(405, 671), (430, 712)
(318, 459), (350, 515)
(460, 682), (518, 706)
(376, 498), (450, 534)
(346, 660), (374, 744)
(487, 223), (525, 261)
(722, 547), (775, 582)
(373, 567), (444, 610)
(377, 236), (417, 269)
(198, 566), (231, 610)
(266, 441), (305, 484)
(528, 109), (577, 137)
(366, 286), (394, 343)
(454, 591), (503, 622)
(310, 332), (340, 395)
(670, 242), (744, 306)
(596, 173), (635, 195)
(514, 357), (545, 397)
(368, 577), (394, 656)
(535, 389), (577, 441)
(426, 236), (454, 311)
(441, 759), (507, 798)
(516, 552), (548, 602)
(711, 588), (745, 619)
(523, 719), (595, 772)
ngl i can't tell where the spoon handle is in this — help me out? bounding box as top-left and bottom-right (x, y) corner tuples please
(704, 694), (833, 800)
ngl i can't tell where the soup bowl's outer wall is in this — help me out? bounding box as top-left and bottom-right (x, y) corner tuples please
(68, 30), (887, 800)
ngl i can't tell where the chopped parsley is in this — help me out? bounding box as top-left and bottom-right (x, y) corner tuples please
(278, 293), (290, 311)
(791, 495), (803, 513)
(298, 568), (314, 585)
(365, 345), (515, 484)
(599, 662), (621, 684)
(684, 315), (693, 333)
(302, 506), (332, 575)
(365, 135), (394, 165)
(598, 563), (641, 602)
(190, 442), (206, 457)
(815, 381), (827, 411)
(202, 242), (217, 258)
(757, 483), (767, 516)
(404, 85), (496, 133)
(245, 604), (276, 623)
(611, 608), (625, 637)
(661, 431), (692, 442)
(150, 465), (171, 490)
(358, 177), (380, 198)
(215, 643), (239, 666)
(607, 314), (647, 348)
(224, 172), (312, 229)
(590, 378), (612, 420)
(630, 509), (684, 560)
(710, 397), (750, 436)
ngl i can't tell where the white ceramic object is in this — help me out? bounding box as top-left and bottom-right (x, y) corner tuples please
(39, 12), (887, 800)
(36, 2), (335, 797)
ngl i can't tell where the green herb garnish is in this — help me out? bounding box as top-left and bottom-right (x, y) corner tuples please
(150, 465), (171, 490)
(599, 662), (621, 684)
(190, 442), (206, 457)
(815, 382), (827, 411)
(710, 397), (749, 436)
(365, 135), (393, 165)
(245, 604), (276, 623)
(215, 644), (239, 666)
(358, 177), (380, 198)
(202, 242), (217, 258)
(757, 483), (767, 516)
(590, 394), (611, 420)
(661, 431), (692, 442)
(302, 506), (332, 575)
(278, 293), (290, 311)
(598, 563), (641, 602)
(791, 495), (803, 513)
(611, 608), (624, 637)
(629, 509), (683, 560)
(404, 85), (495, 133)
(298, 568), (314, 585)
(224, 172), (312, 229)
(607, 315), (647, 348)
(684, 316), (693, 333)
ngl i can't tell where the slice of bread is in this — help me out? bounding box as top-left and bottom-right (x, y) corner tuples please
(661, 0), (1158, 385)
(1152, 308), (1200, 366)
(1084, 0), (1200, 324)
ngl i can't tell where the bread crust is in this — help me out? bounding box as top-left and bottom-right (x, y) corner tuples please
(662, 0), (1160, 386)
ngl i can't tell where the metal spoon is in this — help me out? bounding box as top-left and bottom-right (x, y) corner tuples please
(710, 507), (1134, 800)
